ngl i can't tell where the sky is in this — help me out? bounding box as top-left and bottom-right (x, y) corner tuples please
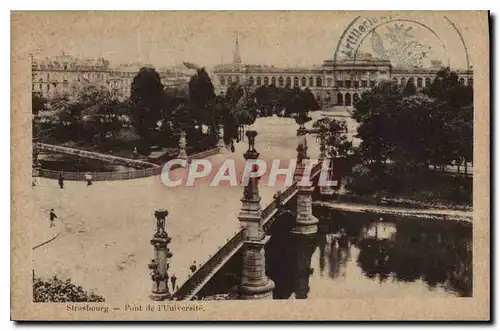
(16, 12), (477, 70)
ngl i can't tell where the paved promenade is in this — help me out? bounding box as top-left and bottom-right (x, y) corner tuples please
(31, 201), (62, 250)
(32, 116), (321, 302)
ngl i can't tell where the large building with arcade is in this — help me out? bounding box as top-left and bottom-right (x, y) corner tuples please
(212, 37), (473, 108)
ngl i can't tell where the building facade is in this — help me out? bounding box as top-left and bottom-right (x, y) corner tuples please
(32, 54), (192, 100)
(212, 41), (473, 108)
(108, 63), (192, 100)
(32, 53), (111, 98)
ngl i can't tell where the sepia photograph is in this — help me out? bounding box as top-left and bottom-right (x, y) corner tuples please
(11, 11), (489, 321)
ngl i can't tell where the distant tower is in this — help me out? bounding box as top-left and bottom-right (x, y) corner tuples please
(233, 33), (242, 64)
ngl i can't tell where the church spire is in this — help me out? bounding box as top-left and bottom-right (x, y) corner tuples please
(233, 33), (241, 64)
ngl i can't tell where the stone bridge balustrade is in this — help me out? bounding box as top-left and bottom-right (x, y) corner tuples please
(172, 229), (245, 301)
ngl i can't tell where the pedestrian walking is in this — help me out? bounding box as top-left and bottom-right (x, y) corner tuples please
(170, 274), (177, 291)
(85, 172), (93, 186)
(230, 140), (235, 153)
(58, 171), (64, 189)
(49, 209), (57, 228)
(190, 261), (197, 273)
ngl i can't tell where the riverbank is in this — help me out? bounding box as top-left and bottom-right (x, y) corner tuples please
(314, 200), (473, 223)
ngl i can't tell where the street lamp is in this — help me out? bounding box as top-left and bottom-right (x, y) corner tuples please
(149, 209), (173, 301)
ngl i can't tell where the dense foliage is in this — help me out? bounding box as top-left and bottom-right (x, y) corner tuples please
(345, 68), (473, 201)
(33, 276), (105, 302)
(253, 84), (320, 116)
(312, 117), (352, 158)
(352, 68), (472, 175)
(34, 63), (326, 157)
(35, 85), (130, 144)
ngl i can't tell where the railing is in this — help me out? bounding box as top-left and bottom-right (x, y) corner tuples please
(36, 167), (162, 181)
(35, 148), (221, 182)
(262, 182), (297, 221)
(173, 229), (245, 301)
(261, 163), (322, 232)
(37, 143), (158, 168)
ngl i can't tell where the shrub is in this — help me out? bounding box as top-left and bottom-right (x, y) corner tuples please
(33, 276), (105, 302)
(346, 164), (381, 196)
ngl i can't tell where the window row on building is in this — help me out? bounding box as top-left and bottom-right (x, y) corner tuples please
(391, 76), (473, 87)
(335, 80), (376, 88)
(32, 70), (188, 100)
(219, 74), (473, 89)
(335, 92), (360, 106)
(219, 75), (325, 88)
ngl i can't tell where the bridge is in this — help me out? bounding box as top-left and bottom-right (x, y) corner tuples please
(31, 114), (336, 303)
(171, 164), (324, 300)
(147, 113), (334, 301)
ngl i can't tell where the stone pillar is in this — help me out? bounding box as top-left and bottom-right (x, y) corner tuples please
(291, 234), (316, 299)
(292, 115), (319, 236)
(238, 130), (274, 300)
(148, 210), (173, 301)
(217, 124), (227, 153)
(177, 131), (188, 160)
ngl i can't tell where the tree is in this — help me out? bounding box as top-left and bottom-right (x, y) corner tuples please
(32, 92), (47, 115)
(188, 67), (216, 125)
(348, 68), (473, 199)
(424, 68), (473, 174)
(130, 67), (165, 149)
(214, 83), (257, 143)
(351, 80), (400, 175)
(81, 98), (129, 143)
(300, 88), (320, 112)
(225, 82), (245, 109)
(313, 117), (351, 158)
(38, 85), (128, 144)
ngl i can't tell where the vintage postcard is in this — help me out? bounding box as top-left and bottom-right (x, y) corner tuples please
(11, 11), (489, 321)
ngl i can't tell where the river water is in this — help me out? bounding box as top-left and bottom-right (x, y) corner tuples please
(199, 205), (472, 299)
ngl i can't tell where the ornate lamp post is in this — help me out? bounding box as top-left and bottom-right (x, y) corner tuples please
(217, 123), (227, 153)
(292, 113), (319, 236)
(177, 130), (188, 160)
(148, 209), (173, 301)
(238, 130), (274, 299)
(239, 130), (262, 241)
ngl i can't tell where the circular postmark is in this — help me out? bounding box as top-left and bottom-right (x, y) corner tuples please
(328, 13), (472, 103)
